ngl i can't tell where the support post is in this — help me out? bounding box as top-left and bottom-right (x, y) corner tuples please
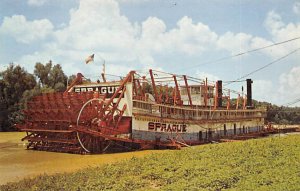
(149, 69), (159, 103)
(133, 78), (138, 97)
(236, 94), (240, 110)
(136, 79), (144, 97)
(173, 75), (182, 105)
(226, 89), (230, 110)
(204, 78), (208, 107)
(243, 95), (247, 109)
(183, 75), (192, 106)
(214, 82), (218, 110)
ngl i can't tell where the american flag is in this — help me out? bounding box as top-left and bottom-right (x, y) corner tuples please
(85, 54), (94, 64)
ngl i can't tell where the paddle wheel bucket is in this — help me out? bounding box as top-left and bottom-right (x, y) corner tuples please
(17, 71), (137, 154)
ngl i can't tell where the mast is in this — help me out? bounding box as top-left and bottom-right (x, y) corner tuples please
(101, 62), (106, 82)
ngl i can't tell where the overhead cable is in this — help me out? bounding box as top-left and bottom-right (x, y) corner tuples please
(174, 36), (300, 72)
(226, 47), (300, 85)
(284, 97), (300, 107)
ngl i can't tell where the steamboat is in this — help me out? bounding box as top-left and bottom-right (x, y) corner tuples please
(17, 69), (268, 154)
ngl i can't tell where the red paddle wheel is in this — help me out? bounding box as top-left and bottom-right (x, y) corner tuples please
(17, 71), (134, 154)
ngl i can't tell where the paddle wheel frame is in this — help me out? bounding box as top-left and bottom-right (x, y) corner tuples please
(17, 71), (142, 154)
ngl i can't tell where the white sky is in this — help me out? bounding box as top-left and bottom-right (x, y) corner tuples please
(0, 0), (300, 105)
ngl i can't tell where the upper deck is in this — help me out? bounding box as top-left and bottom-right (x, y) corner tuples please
(64, 70), (264, 122)
(132, 99), (266, 123)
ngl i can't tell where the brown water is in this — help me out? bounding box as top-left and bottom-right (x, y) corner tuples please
(0, 132), (165, 185)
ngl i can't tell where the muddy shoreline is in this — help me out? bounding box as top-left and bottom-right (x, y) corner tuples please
(0, 132), (165, 185)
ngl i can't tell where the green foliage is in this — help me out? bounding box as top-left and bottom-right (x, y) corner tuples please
(49, 64), (67, 91)
(53, 82), (65, 92)
(1, 136), (299, 190)
(0, 61), (67, 131)
(0, 81), (8, 131)
(67, 74), (77, 86)
(34, 62), (52, 86)
(229, 98), (300, 125)
(0, 61), (66, 131)
(34, 60), (67, 91)
(1, 64), (36, 106)
(0, 64), (36, 131)
(266, 105), (300, 125)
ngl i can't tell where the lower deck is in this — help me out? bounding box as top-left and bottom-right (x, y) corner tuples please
(131, 112), (265, 143)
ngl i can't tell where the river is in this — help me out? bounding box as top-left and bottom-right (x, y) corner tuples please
(0, 132), (165, 185)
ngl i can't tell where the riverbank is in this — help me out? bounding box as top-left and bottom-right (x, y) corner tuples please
(0, 132), (165, 185)
(1, 133), (299, 190)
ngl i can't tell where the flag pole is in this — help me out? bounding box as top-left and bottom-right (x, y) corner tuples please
(101, 59), (106, 82)
(103, 61), (105, 76)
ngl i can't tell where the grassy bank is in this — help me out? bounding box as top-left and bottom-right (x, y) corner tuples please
(1, 135), (300, 191)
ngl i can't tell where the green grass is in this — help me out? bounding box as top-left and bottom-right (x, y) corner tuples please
(1, 135), (300, 191)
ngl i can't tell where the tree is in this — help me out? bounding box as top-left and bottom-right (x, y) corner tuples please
(0, 61), (72, 131)
(34, 61), (52, 87)
(0, 64), (36, 131)
(34, 61), (67, 91)
(1, 64), (36, 106)
(0, 80), (7, 131)
(49, 64), (67, 91)
(67, 74), (77, 85)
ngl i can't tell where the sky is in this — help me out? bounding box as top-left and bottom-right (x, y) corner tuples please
(0, 0), (299, 106)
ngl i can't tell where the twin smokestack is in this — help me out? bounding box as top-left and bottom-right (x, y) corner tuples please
(216, 79), (253, 108)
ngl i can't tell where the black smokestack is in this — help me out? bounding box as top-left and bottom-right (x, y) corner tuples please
(217, 80), (222, 107)
(246, 79), (253, 108)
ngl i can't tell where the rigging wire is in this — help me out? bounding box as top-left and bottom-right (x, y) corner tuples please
(225, 47), (300, 85)
(173, 36), (300, 72)
(134, 38), (300, 99)
(223, 79), (245, 83)
(284, 98), (300, 107)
